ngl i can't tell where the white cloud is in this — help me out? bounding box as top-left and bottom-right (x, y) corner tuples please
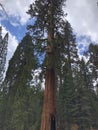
(1, 0), (98, 43)
(65, 0), (98, 43)
(2, 26), (18, 71)
(1, 0), (98, 59)
(0, 0), (35, 25)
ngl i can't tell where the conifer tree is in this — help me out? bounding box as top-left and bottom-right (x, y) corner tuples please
(85, 43), (98, 128)
(56, 21), (79, 130)
(27, 1), (66, 130)
(87, 43), (98, 93)
(0, 27), (8, 87)
(0, 27), (8, 130)
(75, 59), (92, 130)
(2, 34), (42, 130)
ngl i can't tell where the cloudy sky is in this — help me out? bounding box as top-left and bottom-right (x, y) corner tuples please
(0, 0), (98, 63)
(65, 0), (98, 54)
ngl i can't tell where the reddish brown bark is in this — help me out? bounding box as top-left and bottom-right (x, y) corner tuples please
(40, 20), (56, 129)
(40, 68), (56, 130)
(40, 4), (56, 128)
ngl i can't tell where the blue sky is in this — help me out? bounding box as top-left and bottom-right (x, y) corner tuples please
(0, 0), (34, 65)
(1, 19), (26, 41)
(0, 0), (98, 63)
(1, 14), (35, 41)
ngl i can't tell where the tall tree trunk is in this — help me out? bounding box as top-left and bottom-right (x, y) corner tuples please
(40, 68), (56, 130)
(40, 12), (56, 130)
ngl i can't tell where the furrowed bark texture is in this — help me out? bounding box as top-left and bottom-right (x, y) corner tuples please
(40, 22), (56, 130)
(40, 68), (56, 130)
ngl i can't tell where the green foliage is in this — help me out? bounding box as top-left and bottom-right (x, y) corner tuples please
(27, 0), (66, 57)
(0, 32), (8, 87)
(0, 1), (98, 130)
(56, 21), (79, 130)
(0, 34), (43, 130)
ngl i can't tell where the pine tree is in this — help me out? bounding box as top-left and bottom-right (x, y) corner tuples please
(0, 27), (8, 87)
(74, 57), (98, 129)
(87, 43), (98, 93)
(55, 21), (79, 130)
(73, 59), (93, 130)
(0, 27), (8, 130)
(2, 34), (42, 130)
(85, 43), (98, 128)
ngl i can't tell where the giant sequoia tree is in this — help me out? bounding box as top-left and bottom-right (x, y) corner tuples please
(27, 1), (66, 130)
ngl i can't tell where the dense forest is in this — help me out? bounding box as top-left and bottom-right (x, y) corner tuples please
(0, 0), (98, 130)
